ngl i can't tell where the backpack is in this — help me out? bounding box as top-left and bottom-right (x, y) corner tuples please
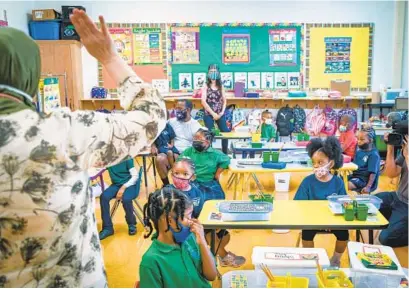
(305, 106), (326, 136)
(338, 107), (358, 132)
(276, 105), (294, 137)
(224, 104), (236, 131)
(293, 104), (306, 133)
(321, 105), (338, 136)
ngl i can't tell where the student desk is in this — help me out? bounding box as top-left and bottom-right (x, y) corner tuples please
(214, 132), (252, 140)
(199, 200), (389, 254)
(228, 159), (358, 200)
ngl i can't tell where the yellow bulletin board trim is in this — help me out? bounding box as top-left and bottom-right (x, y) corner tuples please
(305, 23), (374, 92)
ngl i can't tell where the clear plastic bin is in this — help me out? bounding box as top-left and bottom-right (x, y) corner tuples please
(219, 201), (273, 222)
(327, 195), (383, 209)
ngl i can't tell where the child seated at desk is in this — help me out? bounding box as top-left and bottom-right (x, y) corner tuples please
(140, 187), (217, 288)
(178, 130), (246, 267)
(339, 114), (357, 160)
(348, 127), (380, 194)
(294, 137), (348, 267)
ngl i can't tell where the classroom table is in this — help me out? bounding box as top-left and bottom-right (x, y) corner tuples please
(198, 200), (389, 254)
(228, 159), (358, 200)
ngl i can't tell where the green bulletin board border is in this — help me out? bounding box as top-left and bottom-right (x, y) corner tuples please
(168, 23), (304, 91)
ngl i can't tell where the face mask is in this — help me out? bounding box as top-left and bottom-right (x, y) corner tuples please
(358, 143), (370, 150)
(176, 109), (187, 121)
(208, 71), (220, 81)
(172, 175), (191, 191)
(313, 162), (332, 179)
(264, 118), (273, 125)
(169, 221), (191, 244)
(339, 125), (347, 132)
(192, 140), (206, 152)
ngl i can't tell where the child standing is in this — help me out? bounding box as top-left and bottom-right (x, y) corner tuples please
(339, 114), (357, 159)
(140, 187), (217, 288)
(294, 137), (348, 267)
(348, 128), (380, 194)
(153, 121), (180, 168)
(258, 110), (276, 142)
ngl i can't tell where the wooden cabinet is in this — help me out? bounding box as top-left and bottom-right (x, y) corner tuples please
(37, 40), (83, 111)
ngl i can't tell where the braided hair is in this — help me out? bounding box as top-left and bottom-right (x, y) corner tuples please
(174, 157), (196, 173)
(360, 125), (376, 143)
(143, 186), (193, 239)
(197, 128), (215, 143)
(306, 136), (343, 171)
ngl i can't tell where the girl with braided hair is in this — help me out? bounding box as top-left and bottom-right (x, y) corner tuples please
(294, 136), (348, 267)
(348, 126), (380, 194)
(139, 187), (217, 288)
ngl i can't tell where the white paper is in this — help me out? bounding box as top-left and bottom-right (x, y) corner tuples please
(152, 79), (170, 93)
(234, 72), (247, 89)
(275, 72), (288, 89)
(221, 72), (233, 90)
(247, 72), (261, 89)
(193, 73), (206, 89)
(178, 73), (192, 90)
(288, 72), (300, 89)
(261, 72), (274, 89)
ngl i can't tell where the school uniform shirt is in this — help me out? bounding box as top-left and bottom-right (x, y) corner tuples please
(180, 147), (231, 182)
(294, 174), (347, 200)
(169, 184), (204, 218)
(107, 158), (139, 187)
(169, 118), (202, 153)
(339, 130), (357, 159)
(0, 77), (166, 288)
(351, 148), (381, 189)
(139, 234), (211, 288)
(260, 123), (276, 141)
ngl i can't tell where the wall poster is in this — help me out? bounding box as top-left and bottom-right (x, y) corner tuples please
(222, 30), (250, 64)
(171, 27), (200, 64)
(109, 28), (133, 65)
(324, 37), (351, 74)
(133, 28), (162, 65)
(269, 28), (298, 67)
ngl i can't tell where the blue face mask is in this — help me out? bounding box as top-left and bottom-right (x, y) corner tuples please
(169, 220), (191, 244)
(208, 71), (220, 81)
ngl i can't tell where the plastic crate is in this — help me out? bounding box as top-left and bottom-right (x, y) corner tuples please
(219, 201), (272, 222)
(327, 195), (383, 210)
(29, 20), (60, 40)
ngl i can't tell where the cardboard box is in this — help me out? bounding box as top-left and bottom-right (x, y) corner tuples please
(32, 9), (61, 21)
(62, 6), (86, 20)
(330, 79), (351, 97)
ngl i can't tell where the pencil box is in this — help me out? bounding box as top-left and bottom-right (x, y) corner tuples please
(261, 162), (287, 169)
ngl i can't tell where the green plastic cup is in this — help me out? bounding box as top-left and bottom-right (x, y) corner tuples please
(297, 133), (303, 141)
(303, 133), (310, 141)
(356, 204), (369, 221)
(344, 208), (355, 221)
(271, 152), (280, 163)
(263, 152), (271, 163)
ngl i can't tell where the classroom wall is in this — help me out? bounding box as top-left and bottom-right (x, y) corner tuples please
(1, 1), (33, 34)
(3, 1), (408, 97)
(402, 1), (408, 90)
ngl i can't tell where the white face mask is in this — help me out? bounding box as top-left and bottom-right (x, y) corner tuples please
(313, 162), (332, 179)
(264, 118), (273, 125)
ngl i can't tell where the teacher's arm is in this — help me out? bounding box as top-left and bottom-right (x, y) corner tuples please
(201, 87), (219, 120)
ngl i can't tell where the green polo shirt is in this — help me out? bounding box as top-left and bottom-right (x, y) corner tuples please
(139, 234), (211, 288)
(107, 158), (133, 185)
(179, 147), (230, 182)
(260, 123), (276, 141)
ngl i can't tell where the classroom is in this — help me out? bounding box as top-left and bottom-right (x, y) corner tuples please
(0, 0), (408, 288)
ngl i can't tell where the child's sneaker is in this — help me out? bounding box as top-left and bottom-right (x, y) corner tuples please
(218, 252), (246, 268)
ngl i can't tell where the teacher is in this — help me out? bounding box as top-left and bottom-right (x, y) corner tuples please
(0, 9), (166, 288)
(201, 64), (230, 154)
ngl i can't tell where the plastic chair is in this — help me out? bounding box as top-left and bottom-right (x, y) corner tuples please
(110, 167), (146, 226)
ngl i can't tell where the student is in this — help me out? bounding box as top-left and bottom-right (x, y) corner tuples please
(348, 128), (380, 194)
(294, 137), (348, 267)
(258, 110), (276, 142)
(170, 157), (244, 267)
(99, 158), (140, 240)
(179, 129), (246, 267)
(339, 114), (357, 159)
(139, 187), (217, 288)
(153, 113), (180, 169)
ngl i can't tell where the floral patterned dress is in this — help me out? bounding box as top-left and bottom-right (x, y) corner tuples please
(0, 77), (166, 288)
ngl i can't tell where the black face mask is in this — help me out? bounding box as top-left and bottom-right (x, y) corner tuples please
(176, 109), (187, 121)
(358, 143), (370, 150)
(192, 141), (207, 152)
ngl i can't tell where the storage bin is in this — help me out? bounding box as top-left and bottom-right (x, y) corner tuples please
(32, 9), (61, 21)
(316, 270), (353, 288)
(267, 274), (309, 288)
(274, 172), (290, 192)
(249, 194), (274, 204)
(29, 20), (60, 40)
(327, 195), (383, 210)
(348, 242), (405, 288)
(219, 201), (273, 222)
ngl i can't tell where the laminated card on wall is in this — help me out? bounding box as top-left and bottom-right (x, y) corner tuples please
(234, 72), (248, 89)
(171, 27), (200, 64)
(179, 73), (192, 90)
(193, 73), (206, 90)
(221, 72), (233, 90)
(248, 72), (261, 90)
(109, 28), (133, 65)
(275, 72), (288, 89)
(261, 72), (274, 90)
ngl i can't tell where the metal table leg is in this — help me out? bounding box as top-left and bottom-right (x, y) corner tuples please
(142, 156), (148, 198)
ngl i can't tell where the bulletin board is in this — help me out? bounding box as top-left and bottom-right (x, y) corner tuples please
(169, 23), (304, 90)
(98, 23), (168, 97)
(305, 23), (374, 91)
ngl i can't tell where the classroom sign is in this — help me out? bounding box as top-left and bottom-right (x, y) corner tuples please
(171, 27), (200, 64)
(269, 28), (298, 67)
(42, 77), (61, 114)
(222, 30), (250, 64)
(109, 28), (133, 65)
(132, 28), (162, 65)
(324, 37), (351, 73)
